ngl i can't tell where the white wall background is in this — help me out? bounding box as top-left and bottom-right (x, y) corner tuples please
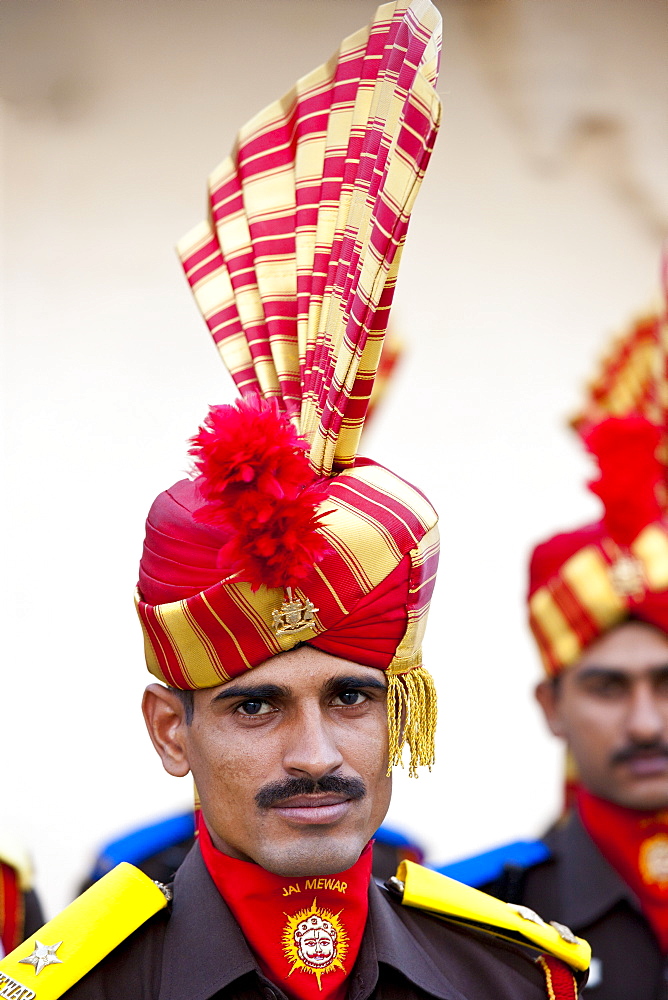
(1, 0), (666, 917)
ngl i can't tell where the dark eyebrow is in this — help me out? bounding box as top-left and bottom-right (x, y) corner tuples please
(211, 683), (288, 703)
(210, 675), (387, 705)
(324, 675), (387, 696)
(576, 667), (627, 681)
(575, 665), (668, 684)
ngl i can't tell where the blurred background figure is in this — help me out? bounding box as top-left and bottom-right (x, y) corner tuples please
(439, 292), (668, 998)
(0, 839), (43, 957)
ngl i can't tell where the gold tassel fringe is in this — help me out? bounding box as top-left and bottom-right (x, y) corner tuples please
(387, 665), (437, 778)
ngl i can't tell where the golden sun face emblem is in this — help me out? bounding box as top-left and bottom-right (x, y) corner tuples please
(640, 834), (668, 886)
(282, 899), (348, 989)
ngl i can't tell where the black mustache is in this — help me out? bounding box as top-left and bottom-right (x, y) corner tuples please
(611, 743), (668, 765)
(255, 774), (366, 809)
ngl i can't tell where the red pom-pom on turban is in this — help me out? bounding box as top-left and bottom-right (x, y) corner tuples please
(528, 417), (668, 675)
(137, 459), (439, 688)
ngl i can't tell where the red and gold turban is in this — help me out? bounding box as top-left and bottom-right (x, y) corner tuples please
(528, 302), (668, 676)
(136, 0), (442, 774)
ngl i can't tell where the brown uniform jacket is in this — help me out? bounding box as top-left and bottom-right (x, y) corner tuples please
(481, 813), (665, 1000)
(62, 844), (580, 1000)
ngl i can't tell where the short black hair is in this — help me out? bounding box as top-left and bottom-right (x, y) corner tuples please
(170, 687), (194, 724)
(547, 673), (562, 695)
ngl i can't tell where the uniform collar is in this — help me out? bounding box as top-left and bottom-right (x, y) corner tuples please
(545, 810), (642, 928)
(362, 882), (464, 1000)
(158, 843), (257, 1000)
(158, 844), (460, 1000)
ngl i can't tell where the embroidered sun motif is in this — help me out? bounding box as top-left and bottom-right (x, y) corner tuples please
(639, 834), (668, 886)
(282, 899), (348, 989)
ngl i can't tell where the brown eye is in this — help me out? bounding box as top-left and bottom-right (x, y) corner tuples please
(237, 700), (271, 716)
(583, 676), (626, 698)
(334, 690), (365, 706)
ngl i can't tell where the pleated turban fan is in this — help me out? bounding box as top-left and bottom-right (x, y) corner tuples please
(136, 1), (442, 774)
(528, 285), (668, 677)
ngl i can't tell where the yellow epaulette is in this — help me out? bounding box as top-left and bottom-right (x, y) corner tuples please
(0, 836), (35, 892)
(392, 860), (590, 973)
(0, 863), (169, 1000)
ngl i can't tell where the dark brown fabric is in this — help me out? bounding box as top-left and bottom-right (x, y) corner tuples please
(482, 813), (667, 1000)
(22, 888), (44, 940)
(62, 844), (568, 1000)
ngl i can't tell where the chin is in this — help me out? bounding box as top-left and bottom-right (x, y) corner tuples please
(627, 793), (668, 812)
(254, 835), (367, 877)
(611, 784), (668, 812)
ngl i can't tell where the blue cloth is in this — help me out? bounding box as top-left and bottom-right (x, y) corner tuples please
(435, 840), (551, 888)
(90, 811), (195, 880)
(373, 824), (421, 849)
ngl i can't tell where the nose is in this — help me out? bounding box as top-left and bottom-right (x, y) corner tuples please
(282, 701), (344, 780)
(627, 681), (665, 744)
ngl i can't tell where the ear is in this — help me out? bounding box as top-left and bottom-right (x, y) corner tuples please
(534, 679), (566, 739)
(142, 684), (192, 777)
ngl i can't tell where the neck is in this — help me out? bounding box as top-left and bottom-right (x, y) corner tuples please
(576, 786), (668, 826)
(197, 818), (373, 1000)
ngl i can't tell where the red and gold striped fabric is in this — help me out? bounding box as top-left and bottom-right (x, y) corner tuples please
(536, 954), (578, 1000)
(176, 0), (441, 476)
(363, 329), (403, 429)
(571, 312), (667, 438)
(529, 269), (668, 675)
(570, 252), (668, 457)
(529, 522), (668, 675)
(137, 462), (438, 688)
(138, 2), (442, 774)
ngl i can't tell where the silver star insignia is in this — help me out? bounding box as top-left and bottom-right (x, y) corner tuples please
(19, 939), (64, 975)
(507, 903), (547, 927)
(550, 920), (578, 944)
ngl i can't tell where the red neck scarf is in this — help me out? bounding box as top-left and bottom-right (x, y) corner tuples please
(198, 817), (372, 1000)
(577, 787), (668, 951)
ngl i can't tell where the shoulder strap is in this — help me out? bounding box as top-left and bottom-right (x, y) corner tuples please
(435, 840), (551, 890)
(393, 860), (590, 973)
(0, 863), (169, 1000)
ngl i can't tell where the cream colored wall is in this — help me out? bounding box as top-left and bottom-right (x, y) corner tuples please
(1, 0), (666, 916)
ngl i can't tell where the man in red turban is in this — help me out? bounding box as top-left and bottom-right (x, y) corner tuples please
(0, 4), (587, 998)
(439, 307), (668, 1000)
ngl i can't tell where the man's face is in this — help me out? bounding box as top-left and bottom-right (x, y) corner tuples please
(536, 621), (668, 810)
(145, 647), (392, 876)
(296, 920), (336, 967)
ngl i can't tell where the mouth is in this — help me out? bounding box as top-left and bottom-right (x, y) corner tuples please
(617, 751), (668, 778)
(269, 793), (353, 825)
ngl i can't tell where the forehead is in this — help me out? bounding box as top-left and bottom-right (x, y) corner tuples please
(572, 621), (668, 676)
